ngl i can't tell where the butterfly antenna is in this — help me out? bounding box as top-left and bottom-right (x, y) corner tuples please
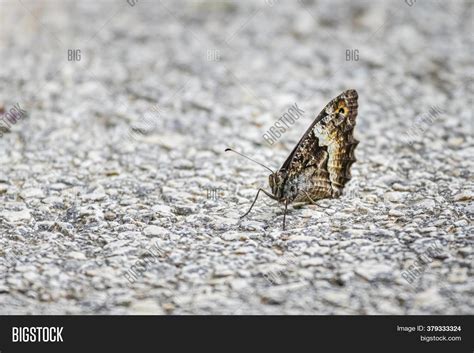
(225, 148), (275, 174)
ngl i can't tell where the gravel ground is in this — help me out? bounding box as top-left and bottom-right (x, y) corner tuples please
(0, 0), (472, 314)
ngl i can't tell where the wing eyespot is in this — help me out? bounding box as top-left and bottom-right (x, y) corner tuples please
(338, 107), (348, 116)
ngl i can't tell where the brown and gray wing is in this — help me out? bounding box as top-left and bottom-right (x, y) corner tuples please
(287, 130), (334, 202)
(283, 89), (359, 201)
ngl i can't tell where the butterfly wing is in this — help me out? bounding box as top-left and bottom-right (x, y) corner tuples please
(280, 89), (359, 202)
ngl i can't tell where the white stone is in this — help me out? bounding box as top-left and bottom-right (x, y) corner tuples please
(67, 251), (87, 260)
(20, 188), (44, 199)
(0, 209), (31, 222)
(143, 225), (169, 237)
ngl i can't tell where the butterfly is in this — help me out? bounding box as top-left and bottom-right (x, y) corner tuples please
(226, 89), (359, 230)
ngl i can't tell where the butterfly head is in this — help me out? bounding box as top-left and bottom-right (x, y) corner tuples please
(269, 170), (286, 200)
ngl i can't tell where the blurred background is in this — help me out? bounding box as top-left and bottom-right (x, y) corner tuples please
(0, 0), (472, 314)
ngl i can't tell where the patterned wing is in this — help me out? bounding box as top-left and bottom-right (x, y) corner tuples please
(280, 89), (359, 202)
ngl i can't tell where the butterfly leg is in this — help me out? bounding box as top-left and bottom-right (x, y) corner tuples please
(303, 191), (330, 208)
(283, 199), (288, 230)
(303, 191), (318, 204)
(241, 188), (277, 219)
